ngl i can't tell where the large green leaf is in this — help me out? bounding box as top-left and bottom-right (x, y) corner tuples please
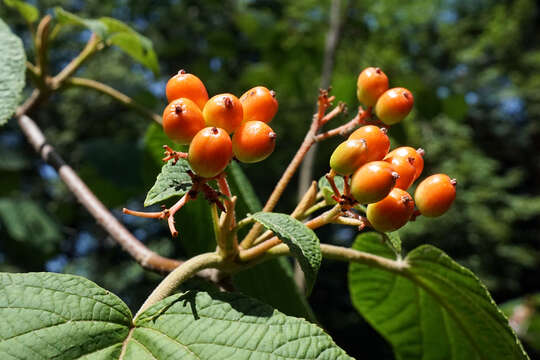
(348, 232), (529, 360)
(0, 19), (25, 126)
(252, 212), (322, 295)
(0, 272), (352, 359)
(144, 159), (192, 206)
(0, 272), (132, 359)
(3, 0), (39, 23)
(54, 8), (159, 74)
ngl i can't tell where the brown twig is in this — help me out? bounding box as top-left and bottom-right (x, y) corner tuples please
(17, 114), (186, 273)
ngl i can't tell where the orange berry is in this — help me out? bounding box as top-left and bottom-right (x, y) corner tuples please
(162, 98), (206, 144)
(232, 121), (276, 163)
(351, 161), (399, 204)
(385, 147), (424, 181)
(414, 174), (457, 217)
(385, 156), (416, 190)
(188, 127), (232, 178)
(348, 125), (390, 161)
(374, 87), (414, 125)
(356, 67), (389, 107)
(165, 69), (209, 109)
(329, 139), (369, 176)
(202, 93), (243, 134)
(367, 188), (414, 232)
(240, 86), (278, 124)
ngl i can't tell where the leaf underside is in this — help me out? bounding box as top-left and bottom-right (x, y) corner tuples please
(0, 272), (352, 359)
(0, 18), (26, 126)
(348, 232), (529, 360)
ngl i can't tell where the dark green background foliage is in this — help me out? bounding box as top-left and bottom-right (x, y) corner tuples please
(1, 0), (539, 358)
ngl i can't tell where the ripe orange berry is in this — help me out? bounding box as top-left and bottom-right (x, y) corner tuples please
(374, 87), (414, 125)
(351, 161), (399, 204)
(356, 67), (389, 107)
(348, 125), (390, 162)
(240, 86), (278, 124)
(367, 188), (414, 232)
(162, 98), (206, 145)
(385, 147), (424, 181)
(414, 174), (457, 217)
(188, 127), (232, 178)
(202, 93), (243, 134)
(166, 70), (209, 109)
(385, 156), (416, 190)
(232, 121), (276, 163)
(330, 139), (369, 176)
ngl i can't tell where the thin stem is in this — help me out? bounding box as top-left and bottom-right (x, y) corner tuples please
(65, 77), (162, 124)
(35, 15), (52, 80)
(291, 181), (318, 219)
(303, 200), (329, 218)
(168, 193), (191, 237)
(304, 204), (342, 229)
(52, 34), (100, 88)
(265, 243), (408, 274)
(135, 252), (223, 320)
(122, 208), (165, 219)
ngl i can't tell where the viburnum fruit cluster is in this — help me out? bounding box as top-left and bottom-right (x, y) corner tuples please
(327, 67), (457, 233)
(122, 70), (278, 237)
(163, 69), (278, 177)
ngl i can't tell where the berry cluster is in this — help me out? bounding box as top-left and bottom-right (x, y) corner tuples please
(328, 67), (456, 233)
(162, 70), (278, 178)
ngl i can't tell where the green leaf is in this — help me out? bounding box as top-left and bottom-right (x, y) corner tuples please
(100, 17), (159, 76)
(1, 272), (353, 359)
(0, 198), (62, 254)
(348, 232), (529, 360)
(54, 7), (108, 39)
(0, 272), (132, 359)
(54, 9), (159, 74)
(0, 19), (25, 126)
(144, 159), (192, 206)
(251, 212), (322, 294)
(3, 0), (39, 23)
(318, 174), (344, 205)
(133, 290), (353, 359)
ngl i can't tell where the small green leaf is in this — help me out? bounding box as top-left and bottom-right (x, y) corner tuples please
(54, 7), (108, 39)
(0, 19), (25, 126)
(1, 272), (352, 359)
(251, 212), (322, 294)
(100, 17), (159, 75)
(349, 232), (529, 360)
(54, 9), (159, 74)
(3, 0), (39, 23)
(318, 174), (344, 205)
(144, 159), (192, 206)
